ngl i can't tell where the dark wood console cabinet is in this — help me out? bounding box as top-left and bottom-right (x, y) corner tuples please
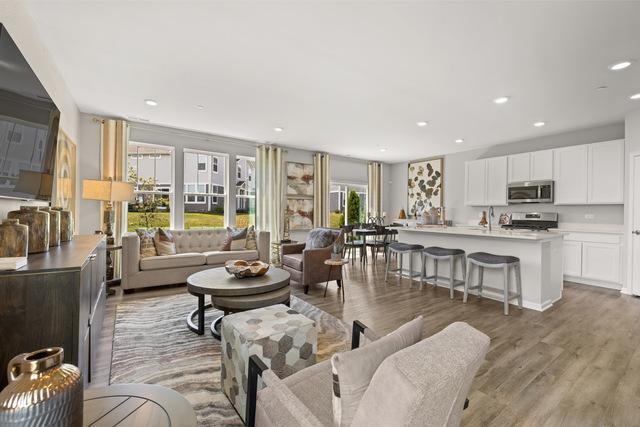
(0, 235), (106, 388)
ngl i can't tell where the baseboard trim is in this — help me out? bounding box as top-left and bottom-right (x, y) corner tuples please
(564, 275), (622, 291)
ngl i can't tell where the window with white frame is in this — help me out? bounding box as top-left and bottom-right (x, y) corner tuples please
(236, 156), (255, 227)
(329, 182), (368, 227)
(184, 149), (227, 229)
(127, 142), (174, 231)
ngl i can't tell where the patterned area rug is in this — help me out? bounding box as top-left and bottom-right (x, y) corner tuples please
(110, 293), (350, 426)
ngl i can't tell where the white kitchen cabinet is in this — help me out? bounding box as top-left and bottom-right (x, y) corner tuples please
(581, 242), (621, 283)
(562, 241), (582, 277)
(554, 145), (588, 204)
(588, 139), (624, 204)
(465, 157), (507, 206)
(465, 159), (487, 206)
(530, 149), (554, 181)
(507, 153), (530, 183)
(486, 156), (508, 205)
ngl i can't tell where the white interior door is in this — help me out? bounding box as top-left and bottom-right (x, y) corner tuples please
(632, 154), (640, 295)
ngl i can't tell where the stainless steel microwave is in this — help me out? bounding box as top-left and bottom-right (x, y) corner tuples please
(507, 180), (554, 204)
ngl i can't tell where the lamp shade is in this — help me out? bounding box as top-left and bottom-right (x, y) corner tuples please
(82, 179), (134, 202)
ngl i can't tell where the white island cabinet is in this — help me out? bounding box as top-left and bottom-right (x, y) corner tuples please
(393, 226), (564, 311)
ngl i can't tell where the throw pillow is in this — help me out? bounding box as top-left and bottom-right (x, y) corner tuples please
(331, 316), (423, 427)
(154, 228), (176, 256)
(223, 227), (248, 251)
(245, 225), (257, 250)
(136, 228), (158, 258)
(305, 228), (336, 249)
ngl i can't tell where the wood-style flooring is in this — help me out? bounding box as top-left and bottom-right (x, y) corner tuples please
(94, 258), (640, 426)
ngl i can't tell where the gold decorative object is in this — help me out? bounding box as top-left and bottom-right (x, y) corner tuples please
(39, 207), (61, 247)
(52, 207), (74, 242)
(225, 260), (270, 279)
(0, 219), (28, 257)
(479, 211), (488, 226)
(0, 347), (83, 426)
(398, 208), (407, 219)
(7, 206), (50, 253)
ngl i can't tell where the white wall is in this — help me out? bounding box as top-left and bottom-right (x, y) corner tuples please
(0, 1), (81, 220)
(389, 122), (625, 225)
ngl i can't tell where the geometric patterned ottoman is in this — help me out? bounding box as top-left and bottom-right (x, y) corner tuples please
(220, 304), (317, 421)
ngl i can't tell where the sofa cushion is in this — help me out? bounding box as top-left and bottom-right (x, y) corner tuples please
(154, 228), (176, 256)
(171, 229), (227, 253)
(245, 225), (257, 250)
(306, 228), (336, 249)
(136, 228), (158, 258)
(223, 227), (248, 251)
(330, 316), (423, 427)
(204, 249), (259, 265)
(282, 253), (304, 271)
(139, 252), (206, 271)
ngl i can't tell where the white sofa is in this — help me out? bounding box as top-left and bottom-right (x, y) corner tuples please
(121, 229), (270, 290)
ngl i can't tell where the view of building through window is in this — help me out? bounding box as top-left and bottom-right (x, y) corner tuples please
(236, 155), (255, 227)
(329, 183), (367, 228)
(183, 150), (227, 229)
(127, 142), (174, 231)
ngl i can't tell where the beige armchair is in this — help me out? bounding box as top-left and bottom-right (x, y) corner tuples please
(281, 228), (343, 294)
(246, 321), (490, 427)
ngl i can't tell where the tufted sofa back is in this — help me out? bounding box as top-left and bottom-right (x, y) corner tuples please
(170, 228), (228, 253)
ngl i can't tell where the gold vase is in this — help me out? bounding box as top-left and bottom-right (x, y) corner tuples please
(7, 206), (49, 253)
(0, 219), (28, 257)
(0, 348), (83, 426)
(52, 207), (74, 242)
(38, 207), (61, 247)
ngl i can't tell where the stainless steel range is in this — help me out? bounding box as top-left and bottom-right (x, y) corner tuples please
(501, 212), (558, 231)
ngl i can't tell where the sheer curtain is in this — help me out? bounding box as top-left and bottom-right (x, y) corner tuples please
(313, 153), (330, 228)
(256, 145), (283, 244)
(367, 161), (382, 217)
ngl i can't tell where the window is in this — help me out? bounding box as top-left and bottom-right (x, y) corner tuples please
(330, 183), (368, 227)
(127, 142), (174, 231)
(184, 149), (227, 229)
(236, 156), (256, 227)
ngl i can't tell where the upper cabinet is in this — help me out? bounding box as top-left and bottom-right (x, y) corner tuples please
(587, 140), (625, 204)
(554, 139), (624, 205)
(554, 145), (589, 204)
(465, 156), (507, 206)
(507, 150), (553, 183)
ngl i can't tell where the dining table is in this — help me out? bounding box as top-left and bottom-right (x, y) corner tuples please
(352, 227), (398, 264)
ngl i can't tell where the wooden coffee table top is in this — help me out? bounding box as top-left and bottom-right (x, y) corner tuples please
(187, 266), (290, 297)
(83, 383), (197, 427)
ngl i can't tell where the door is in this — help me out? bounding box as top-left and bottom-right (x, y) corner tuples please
(465, 160), (486, 206)
(508, 153), (530, 183)
(486, 156), (508, 206)
(554, 145), (588, 204)
(588, 140), (624, 204)
(563, 241), (582, 277)
(581, 242), (621, 284)
(632, 154), (640, 295)
(530, 149), (554, 180)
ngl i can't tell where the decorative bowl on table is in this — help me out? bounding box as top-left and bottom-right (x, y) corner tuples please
(225, 260), (270, 278)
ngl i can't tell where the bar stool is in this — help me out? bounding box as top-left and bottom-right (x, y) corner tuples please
(464, 252), (523, 315)
(385, 242), (424, 285)
(420, 247), (466, 298)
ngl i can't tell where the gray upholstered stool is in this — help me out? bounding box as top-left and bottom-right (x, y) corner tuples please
(420, 247), (466, 298)
(385, 242), (424, 285)
(464, 252), (523, 315)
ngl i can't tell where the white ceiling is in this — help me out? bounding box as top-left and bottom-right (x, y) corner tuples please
(22, 1), (640, 162)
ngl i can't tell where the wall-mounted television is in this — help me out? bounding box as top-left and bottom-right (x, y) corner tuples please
(0, 23), (60, 201)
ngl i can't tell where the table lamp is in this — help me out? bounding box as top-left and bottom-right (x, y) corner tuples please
(82, 178), (134, 244)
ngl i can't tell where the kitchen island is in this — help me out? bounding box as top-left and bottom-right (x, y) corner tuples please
(392, 226), (564, 311)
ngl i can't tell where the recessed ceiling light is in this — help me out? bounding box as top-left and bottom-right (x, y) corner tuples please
(144, 99), (158, 106)
(416, 121), (428, 127)
(379, 148), (387, 152)
(608, 60), (633, 71)
(273, 127), (284, 132)
(533, 121), (546, 127)
(596, 85), (608, 91)
(493, 96), (510, 104)
(455, 139), (464, 144)
(196, 104), (205, 109)
(630, 92), (640, 100)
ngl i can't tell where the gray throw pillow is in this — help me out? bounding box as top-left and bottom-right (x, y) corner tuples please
(305, 228), (336, 249)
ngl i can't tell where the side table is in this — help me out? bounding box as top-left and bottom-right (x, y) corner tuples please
(106, 244), (122, 296)
(324, 258), (349, 302)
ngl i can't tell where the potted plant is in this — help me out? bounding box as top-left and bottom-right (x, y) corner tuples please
(331, 240), (344, 261)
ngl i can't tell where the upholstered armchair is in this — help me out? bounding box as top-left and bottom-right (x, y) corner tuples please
(246, 320), (490, 427)
(281, 228), (344, 294)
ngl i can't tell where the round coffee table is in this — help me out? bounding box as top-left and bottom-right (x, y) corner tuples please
(186, 266), (291, 339)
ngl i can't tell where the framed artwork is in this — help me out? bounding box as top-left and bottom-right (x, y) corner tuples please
(286, 162), (314, 198)
(286, 198), (314, 230)
(53, 129), (77, 218)
(407, 157), (443, 217)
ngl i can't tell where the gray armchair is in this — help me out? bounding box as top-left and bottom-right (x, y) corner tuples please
(246, 321), (490, 427)
(281, 228), (343, 294)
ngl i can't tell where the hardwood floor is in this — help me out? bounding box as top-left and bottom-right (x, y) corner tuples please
(94, 258), (640, 426)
